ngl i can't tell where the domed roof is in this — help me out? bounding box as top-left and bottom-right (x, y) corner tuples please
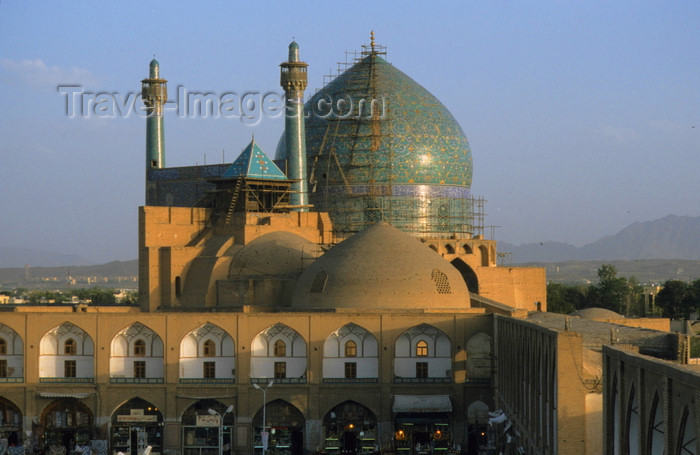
(570, 307), (623, 319)
(291, 222), (470, 310)
(277, 53), (472, 187)
(228, 231), (323, 279)
(276, 50), (473, 236)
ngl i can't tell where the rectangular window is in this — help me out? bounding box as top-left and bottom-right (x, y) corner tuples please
(274, 362), (286, 379)
(65, 360), (77, 378)
(203, 362), (216, 379)
(344, 362), (357, 379)
(0, 360), (7, 377)
(134, 361), (146, 378)
(416, 362), (428, 379)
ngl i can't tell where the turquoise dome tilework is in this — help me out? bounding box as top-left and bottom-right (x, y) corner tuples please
(276, 52), (474, 237)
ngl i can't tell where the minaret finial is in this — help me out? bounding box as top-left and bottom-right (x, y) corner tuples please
(371, 31), (375, 51)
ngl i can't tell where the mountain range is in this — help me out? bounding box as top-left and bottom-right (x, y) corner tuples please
(500, 215), (700, 263)
(0, 214), (698, 268)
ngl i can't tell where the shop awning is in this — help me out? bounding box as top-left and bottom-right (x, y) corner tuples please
(393, 395), (452, 413)
(36, 392), (93, 399)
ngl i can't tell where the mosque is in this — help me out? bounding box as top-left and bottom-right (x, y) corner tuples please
(1, 35), (697, 455)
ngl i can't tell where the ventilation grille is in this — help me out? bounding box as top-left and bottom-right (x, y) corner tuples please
(310, 271), (328, 293)
(431, 269), (452, 294)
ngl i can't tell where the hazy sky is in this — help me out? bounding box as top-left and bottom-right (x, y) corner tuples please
(0, 1), (698, 264)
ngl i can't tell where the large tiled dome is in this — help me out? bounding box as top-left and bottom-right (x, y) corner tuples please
(276, 50), (473, 237)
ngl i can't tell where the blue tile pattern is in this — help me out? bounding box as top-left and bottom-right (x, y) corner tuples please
(276, 52), (474, 235)
(222, 139), (287, 180)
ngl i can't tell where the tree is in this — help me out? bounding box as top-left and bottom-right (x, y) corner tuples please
(588, 265), (630, 314)
(656, 280), (691, 319)
(547, 282), (587, 314)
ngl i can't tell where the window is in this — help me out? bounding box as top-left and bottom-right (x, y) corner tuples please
(65, 360), (77, 378)
(345, 340), (357, 357)
(203, 340), (216, 357)
(274, 362), (286, 379)
(0, 360), (6, 377)
(0, 338), (6, 354)
(416, 362), (428, 379)
(134, 361), (146, 378)
(203, 362), (216, 379)
(134, 339), (146, 356)
(274, 340), (286, 357)
(64, 338), (77, 355)
(345, 362), (357, 379)
(416, 340), (428, 357)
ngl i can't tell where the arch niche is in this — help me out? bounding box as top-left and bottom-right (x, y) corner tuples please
(40, 398), (93, 454)
(322, 401), (377, 454)
(111, 397), (163, 455)
(450, 258), (478, 294)
(181, 399), (234, 455)
(252, 400), (304, 455)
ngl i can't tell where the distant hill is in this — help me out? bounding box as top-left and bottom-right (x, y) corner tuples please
(517, 259), (700, 284)
(500, 215), (700, 263)
(0, 260), (138, 289)
(0, 247), (93, 268)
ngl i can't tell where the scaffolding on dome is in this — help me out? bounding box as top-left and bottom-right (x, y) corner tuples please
(309, 36), (484, 241)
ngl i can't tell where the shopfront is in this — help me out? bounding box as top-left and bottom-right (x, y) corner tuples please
(181, 399), (233, 455)
(393, 395), (452, 455)
(322, 401), (377, 455)
(111, 398), (163, 455)
(253, 400), (304, 455)
(0, 397), (22, 448)
(40, 397), (94, 454)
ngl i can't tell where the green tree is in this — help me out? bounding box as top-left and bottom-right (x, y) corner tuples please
(547, 282), (587, 314)
(588, 264), (630, 313)
(656, 280), (691, 319)
(546, 283), (576, 314)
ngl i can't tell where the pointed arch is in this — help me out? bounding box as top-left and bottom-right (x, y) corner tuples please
(110, 322), (164, 382)
(251, 324), (307, 382)
(0, 324), (23, 380)
(479, 245), (489, 266)
(322, 400), (378, 453)
(678, 405), (697, 455)
(394, 324), (451, 381)
(450, 257), (479, 293)
(179, 322), (235, 383)
(323, 323), (378, 382)
(627, 386), (640, 455)
(467, 400), (489, 424)
(647, 392), (664, 455)
(39, 322), (94, 380)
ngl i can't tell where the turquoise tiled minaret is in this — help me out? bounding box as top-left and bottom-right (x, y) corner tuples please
(280, 41), (309, 211)
(142, 59), (167, 171)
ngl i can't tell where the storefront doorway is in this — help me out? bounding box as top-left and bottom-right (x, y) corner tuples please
(253, 400), (304, 455)
(0, 397), (22, 448)
(322, 401), (377, 455)
(181, 399), (233, 455)
(111, 398), (163, 455)
(394, 415), (451, 454)
(40, 398), (93, 455)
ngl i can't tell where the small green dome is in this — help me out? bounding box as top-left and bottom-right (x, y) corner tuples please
(149, 58), (159, 68)
(288, 40), (300, 62)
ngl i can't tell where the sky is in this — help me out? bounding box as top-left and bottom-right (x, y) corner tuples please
(0, 1), (698, 264)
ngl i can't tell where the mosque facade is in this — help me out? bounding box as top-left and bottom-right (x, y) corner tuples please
(2, 36), (697, 455)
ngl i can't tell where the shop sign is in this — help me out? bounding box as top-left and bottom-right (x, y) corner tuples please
(117, 415), (158, 423)
(196, 415), (220, 426)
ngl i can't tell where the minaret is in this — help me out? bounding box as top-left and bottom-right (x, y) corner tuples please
(142, 58), (167, 170)
(280, 41), (309, 211)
